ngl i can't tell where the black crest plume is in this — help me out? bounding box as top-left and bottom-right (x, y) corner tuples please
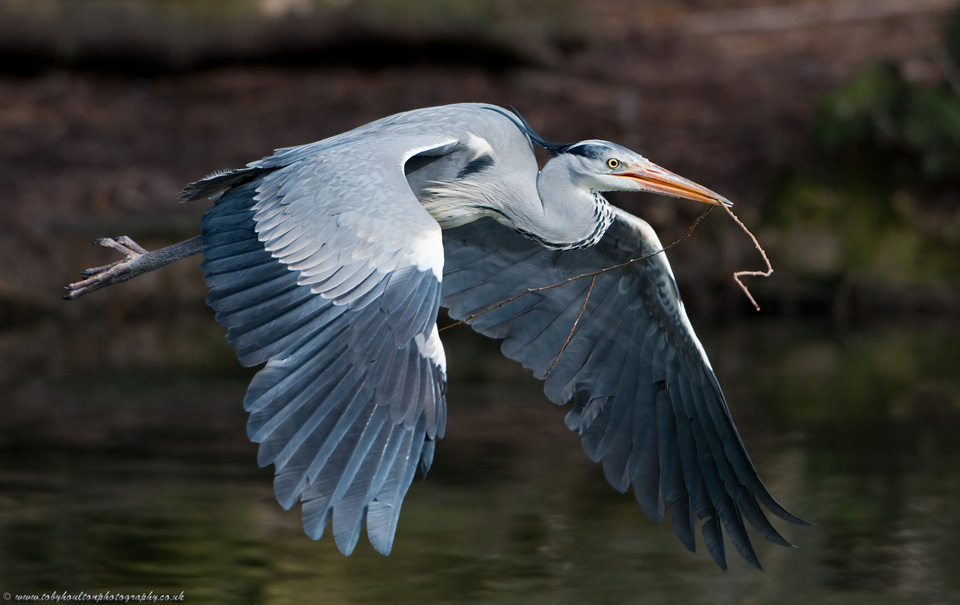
(485, 106), (573, 156)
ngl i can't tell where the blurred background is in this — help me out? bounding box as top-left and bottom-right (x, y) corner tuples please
(2, 0), (960, 603)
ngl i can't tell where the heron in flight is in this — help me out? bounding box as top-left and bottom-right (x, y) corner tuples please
(66, 103), (805, 569)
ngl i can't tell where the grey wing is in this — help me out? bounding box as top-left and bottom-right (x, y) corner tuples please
(441, 209), (807, 569)
(190, 133), (457, 555)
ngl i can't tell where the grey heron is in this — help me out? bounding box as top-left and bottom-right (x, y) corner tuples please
(65, 103), (806, 569)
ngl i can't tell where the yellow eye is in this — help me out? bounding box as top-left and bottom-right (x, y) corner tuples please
(606, 158), (620, 169)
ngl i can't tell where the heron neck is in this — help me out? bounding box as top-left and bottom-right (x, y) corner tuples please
(522, 159), (612, 250)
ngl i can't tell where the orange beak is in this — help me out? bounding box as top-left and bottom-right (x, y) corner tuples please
(616, 161), (733, 207)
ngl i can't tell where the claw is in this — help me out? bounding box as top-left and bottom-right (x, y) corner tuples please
(115, 236), (149, 255)
(94, 236), (141, 257)
(64, 235), (147, 300)
(80, 263), (115, 276)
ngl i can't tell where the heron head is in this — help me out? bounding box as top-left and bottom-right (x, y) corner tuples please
(559, 140), (733, 207)
(493, 106), (733, 207)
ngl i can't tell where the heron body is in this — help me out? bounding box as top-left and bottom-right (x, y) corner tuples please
(68, 103), (805, 569)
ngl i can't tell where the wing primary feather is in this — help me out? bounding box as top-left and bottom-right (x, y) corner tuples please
(702, 515), (728, 570)
(673, 366), (717, 520)
(273, 378), (368, 510)
(244, 320), (349, 415)
(686, 396), (761, 569)
(698, 372), (809, 526)
(630, 415), (663, 522)
(657, 387), (692, 546)
(302, 497), (333, 541)
(330, 405), (392, 554)
(231, 298), (344, 365)
(594, 317), (648, 491)
(249, 357), (349, 454)
(400, 358), (424, 430)
(386, 348), (413, 424)
(672, 359), (755, 542)
(284, 370), (369, 478)
(367, 418), (428, 554)
(420, 438), (436, 477)
(739, 493), (795, 548)
(597, 319), (646, 471)
(600, 401), (635, 493)
(342, 425), (408, 553)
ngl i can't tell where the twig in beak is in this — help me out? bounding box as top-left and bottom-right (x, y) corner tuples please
(722, 203), (772, 311)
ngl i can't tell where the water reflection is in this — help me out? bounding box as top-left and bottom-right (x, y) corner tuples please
(1, 315), (959, 603)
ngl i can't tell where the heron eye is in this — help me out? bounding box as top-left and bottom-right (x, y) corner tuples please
(606, 158), (620, 170)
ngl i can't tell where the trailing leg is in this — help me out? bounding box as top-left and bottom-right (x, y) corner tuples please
(64, 235), (204, 300)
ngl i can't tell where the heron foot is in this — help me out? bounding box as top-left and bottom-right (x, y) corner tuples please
(64, 236), (148, 300)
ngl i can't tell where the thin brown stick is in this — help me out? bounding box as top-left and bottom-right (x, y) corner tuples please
(544, 274), (597, 379)
(438, 205), (714, 333)
(722, 203), (772, 311)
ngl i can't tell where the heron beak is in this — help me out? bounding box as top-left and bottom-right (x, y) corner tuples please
(616, 161), (733, 207)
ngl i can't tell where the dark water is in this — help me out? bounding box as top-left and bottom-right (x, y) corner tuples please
(1, 313), (959, 604)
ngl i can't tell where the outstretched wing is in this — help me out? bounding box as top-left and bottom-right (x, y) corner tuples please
(189, 132), (458, 555)
(441, 209), (807, 569)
